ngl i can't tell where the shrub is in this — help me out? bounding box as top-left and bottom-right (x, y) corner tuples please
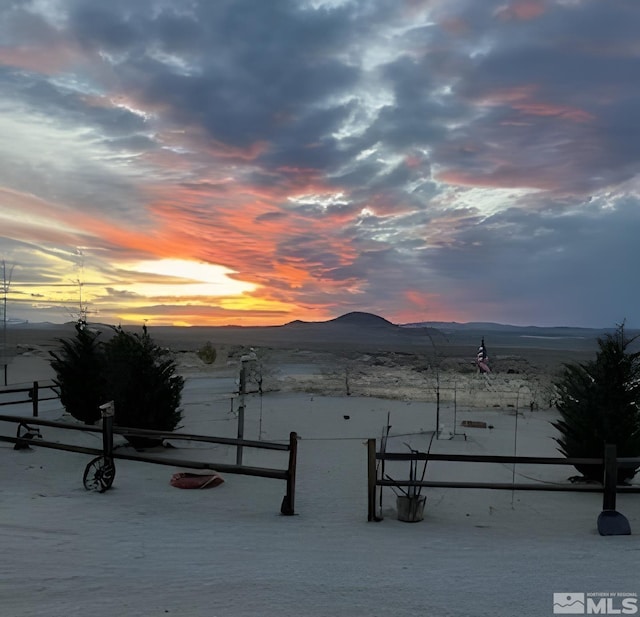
(50, 323), (184, 445)
(103, 326), (184, 446)
(245, 348), (280, 395)
(49, 323), (106, 424)
(196, 341), (217, 364)
(552, 324), (640, 483)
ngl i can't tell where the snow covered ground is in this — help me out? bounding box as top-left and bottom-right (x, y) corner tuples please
(1, 354), (639, 617)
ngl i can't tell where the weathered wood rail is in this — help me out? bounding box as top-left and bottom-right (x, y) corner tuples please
(367, 438), (640, 521)
(0, 412), (298, 515)
(0, 380), (59, 416)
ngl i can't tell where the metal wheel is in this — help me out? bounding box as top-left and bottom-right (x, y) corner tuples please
(83, 456), (116, 492)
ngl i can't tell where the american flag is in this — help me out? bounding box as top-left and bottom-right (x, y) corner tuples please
(476, 338), (490, 373)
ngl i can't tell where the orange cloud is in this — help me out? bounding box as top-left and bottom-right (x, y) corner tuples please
(104, 174), (362, 316)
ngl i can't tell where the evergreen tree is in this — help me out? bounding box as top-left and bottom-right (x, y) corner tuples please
(552, 324), (640, 483)
(50, 323), (184, 444)
(103, 325), (183, 446)
(49, 322), (105, 424)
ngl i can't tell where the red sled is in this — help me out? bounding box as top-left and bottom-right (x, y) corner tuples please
(170, 472), (224, 489)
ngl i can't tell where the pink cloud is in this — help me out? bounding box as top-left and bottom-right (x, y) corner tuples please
(478, 85), (595, 123)
(495, 0), (547, 21)
(0, 44), (76, 74)
(397, 290), (467, 323)
(510, 101), (594, 123)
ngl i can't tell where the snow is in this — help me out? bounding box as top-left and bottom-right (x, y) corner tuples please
(1, 355), (639, 617)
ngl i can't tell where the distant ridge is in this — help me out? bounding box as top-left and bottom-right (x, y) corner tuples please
(402, 321), (605, 333)
(5, 321), (64, 329)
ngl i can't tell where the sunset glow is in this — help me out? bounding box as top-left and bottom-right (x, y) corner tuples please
(120, 259), (257, 298)
(1, 1), (639, 328)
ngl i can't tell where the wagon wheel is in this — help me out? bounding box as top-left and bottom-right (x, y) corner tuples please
(83, 456), (116, 493)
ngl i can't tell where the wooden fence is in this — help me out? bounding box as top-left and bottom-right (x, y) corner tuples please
(0, 380), (59, 417)
(0, 381), (298, 515)
(367, 438), (640, 521)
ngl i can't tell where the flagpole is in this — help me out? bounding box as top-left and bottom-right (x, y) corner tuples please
(425, 330), (441, 439)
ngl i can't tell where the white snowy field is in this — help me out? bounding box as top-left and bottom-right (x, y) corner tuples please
(1, 354), (640, 617)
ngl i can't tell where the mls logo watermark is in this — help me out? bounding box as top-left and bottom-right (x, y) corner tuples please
(554, 593), (638, 614)
(554, 594), (586, 614)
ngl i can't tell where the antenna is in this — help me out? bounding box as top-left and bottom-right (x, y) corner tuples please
(1, 259), (15, 386)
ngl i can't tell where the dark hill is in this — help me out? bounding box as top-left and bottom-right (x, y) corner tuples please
(258, 311), (429, 351)
(326, 312), (396, 329)
(283, 311), (396, 329)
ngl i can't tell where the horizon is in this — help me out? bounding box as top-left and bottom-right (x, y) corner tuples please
(2, 311), (628, 332)
(1, 2), (639, 329)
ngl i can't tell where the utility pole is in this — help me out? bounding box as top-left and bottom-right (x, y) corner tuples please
(75, 249), (86, 325)
(425, 330), (441, 439)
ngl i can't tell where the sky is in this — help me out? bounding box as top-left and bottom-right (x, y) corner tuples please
(1, 0), (639, 328)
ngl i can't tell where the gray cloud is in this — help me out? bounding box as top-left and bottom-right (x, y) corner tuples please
(423, 195), (640, 326)
(1, 0), (639, 327)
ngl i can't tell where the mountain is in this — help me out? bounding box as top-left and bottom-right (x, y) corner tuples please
(287, 311), (396, 330)
(252, 311), (455, 352)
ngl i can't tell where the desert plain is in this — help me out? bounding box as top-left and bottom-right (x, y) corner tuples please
(1, 313), (638, 617)
(2, 311), (606, 410)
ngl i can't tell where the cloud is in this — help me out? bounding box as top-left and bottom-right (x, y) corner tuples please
(0, 0), (639, 327)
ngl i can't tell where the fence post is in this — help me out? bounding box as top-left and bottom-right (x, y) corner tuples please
(367, 438), (377, 521)
(31, 381), (39, 417)
(280, 431), (298, 515)
(236, 361), (246, 466)
(603, 443), (617, 511)
(102, 402), (114, 461)
(236, 353), (257, 465)
(83, 401), (116, 492)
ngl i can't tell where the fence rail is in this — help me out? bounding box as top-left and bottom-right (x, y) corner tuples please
(367, 439), (640, 522)
(378, 452), (613, 466)
(0, 426), (295, 481)
(0, 380), (59, 415)
(0, 403), (298, 515)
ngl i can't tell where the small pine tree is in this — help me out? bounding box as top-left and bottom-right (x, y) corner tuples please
(552, 324), (640, 483)
(50, 323), (184, 444)
(49, 322), (105, 424)
(103, 325), (184, 446)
